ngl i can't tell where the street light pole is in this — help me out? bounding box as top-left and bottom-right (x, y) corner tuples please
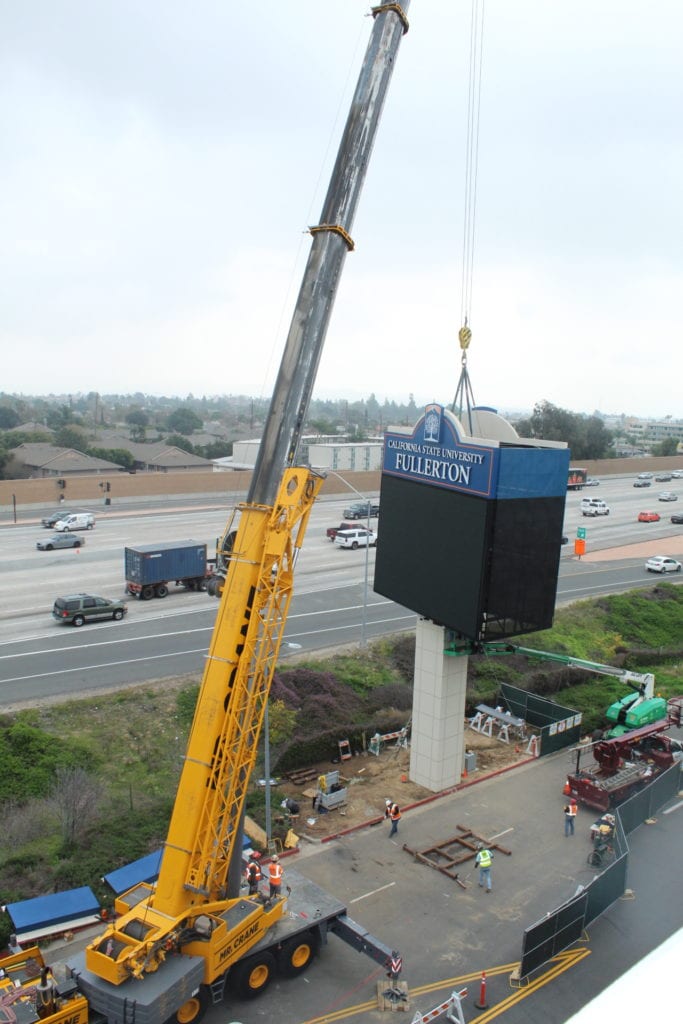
(264, 641), (301, 850)
(326, 471), (375, 646)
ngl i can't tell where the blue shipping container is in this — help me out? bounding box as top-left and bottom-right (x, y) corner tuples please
(125, 540), (207, 586)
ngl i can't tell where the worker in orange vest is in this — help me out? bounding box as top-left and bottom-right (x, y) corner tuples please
(245, 853), (262, 895)
(564, 797), (578, 837)
(385, 799), (401, 837)
(268, 855), (283, 898)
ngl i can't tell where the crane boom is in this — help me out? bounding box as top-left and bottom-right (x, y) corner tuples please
(85, 1), (411, 993)
(249, 1), (410, 508)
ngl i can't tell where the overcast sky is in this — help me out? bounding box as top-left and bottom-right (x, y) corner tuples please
(2, 1), (681, 420)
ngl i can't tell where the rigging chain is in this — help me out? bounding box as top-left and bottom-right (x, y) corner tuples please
(453, 0), (486, 429)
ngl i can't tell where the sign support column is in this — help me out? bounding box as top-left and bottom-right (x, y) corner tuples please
(409, 618), (467, 792)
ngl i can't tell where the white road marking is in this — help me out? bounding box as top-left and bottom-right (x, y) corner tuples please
(350, 882), (396, 904)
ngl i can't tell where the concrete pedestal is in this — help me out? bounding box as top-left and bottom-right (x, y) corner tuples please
(409, 618), (467, 792)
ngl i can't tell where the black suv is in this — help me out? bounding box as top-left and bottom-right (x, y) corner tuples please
(53, 594), (128, 627)
(41, 508), (76, 528)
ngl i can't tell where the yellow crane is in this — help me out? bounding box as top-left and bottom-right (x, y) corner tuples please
(67, 6), (411, 1022)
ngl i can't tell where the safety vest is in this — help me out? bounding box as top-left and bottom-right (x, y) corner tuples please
(390, 803), (401, 822)
(247, 859), (261, 881)
(568, 802), (577, 817)
(269, 861), (283, 885)
(477, 849), (492, 868)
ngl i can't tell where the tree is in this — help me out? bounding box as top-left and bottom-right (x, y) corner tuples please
(195, 440), (232, 460)
(515, 401), (612, 459)
(55, 425), (90, 451)
(652, 438), (680, 457)
(308, 417), (338, 435)
(166, 407), (203, 435)
(46, 404), (79, 430)
(88, 446), (134, 470)
(0, 407), (21, 429)
(126, 408), (149, 442)
(47, 766), (104, 848)
(166, 434), (195, 453)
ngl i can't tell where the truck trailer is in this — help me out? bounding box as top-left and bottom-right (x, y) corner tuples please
(567, 467), (587, 490)
(124, 541), (215, 599)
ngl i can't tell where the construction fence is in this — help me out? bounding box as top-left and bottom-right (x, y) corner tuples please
(499, 682), (582, 756)
(518, 760), (681, 979)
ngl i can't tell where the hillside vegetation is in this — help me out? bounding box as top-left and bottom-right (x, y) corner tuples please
(1, 584), (681, 947)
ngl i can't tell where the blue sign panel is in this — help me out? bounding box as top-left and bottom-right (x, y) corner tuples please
(383, 405), (499, 498)
(383, 405), (569, 501)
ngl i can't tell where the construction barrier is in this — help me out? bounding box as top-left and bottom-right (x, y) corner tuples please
(411, 988), (468, 1024)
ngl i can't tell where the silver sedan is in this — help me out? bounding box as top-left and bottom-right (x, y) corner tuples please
(36, 533), (86, 551)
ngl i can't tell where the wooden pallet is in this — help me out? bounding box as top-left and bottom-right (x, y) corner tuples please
(376, 980), (410, 1012)
(286, 767), (320, 786)
(402, 824), (511, 888)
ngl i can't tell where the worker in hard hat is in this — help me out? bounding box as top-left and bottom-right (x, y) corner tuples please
(474, 845), (493, 892)
(245, 852), (262, 895)
(384, 799), (401, 837)
(268, 854), (283, 898)
(563, 797), (578, 837)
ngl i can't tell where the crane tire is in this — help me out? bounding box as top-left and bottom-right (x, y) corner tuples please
(277, 931), (320, 977)
(229, 950), (276, 999)
(165, 985), (209, 1024)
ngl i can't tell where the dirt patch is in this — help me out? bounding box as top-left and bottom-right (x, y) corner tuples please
(275, 726), (531, 843)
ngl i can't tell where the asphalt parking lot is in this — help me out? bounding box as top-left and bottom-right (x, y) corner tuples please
(217, 741), (682, 1024)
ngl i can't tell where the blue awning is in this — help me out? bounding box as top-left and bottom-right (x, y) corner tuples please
(6, 886), (100, 937)
(103, 850), (163, 894)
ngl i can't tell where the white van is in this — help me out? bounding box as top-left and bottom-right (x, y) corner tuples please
(580, 498), (609, 517)
(54, 512), (96, 532)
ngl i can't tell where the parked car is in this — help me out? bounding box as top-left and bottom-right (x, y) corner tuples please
(671, 470), (683, 479)
(633, 479), (651, 488)
(335, 526), (377, 549)
(654, 473), (672, 482)
(645, 556), (682, 574)
(53, 512), (95, 532)
(585, 477), (600, 487)
(637, 472), (653, 479)
(41, 508), (77, 528)
(671, 512), (683, 524)
(342, 501), (380, 520)
(37, 533), (86, 551)
(658, 492), (678, 502)
(326, 522), (355, 541)
(638, 511), (661, 523)
(52, 593), (128, 627)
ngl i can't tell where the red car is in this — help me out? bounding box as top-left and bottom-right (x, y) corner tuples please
(638, 511), (661, 523)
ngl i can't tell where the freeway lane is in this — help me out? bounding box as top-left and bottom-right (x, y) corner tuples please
(0, 549), (678, 707)
(0, 586), (415, 706)
(1, 479), (681, 706)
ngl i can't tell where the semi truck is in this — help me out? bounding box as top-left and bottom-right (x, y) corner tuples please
(29, 7), (413, 1024)
(567, 467), (588, 490)
(124, 541), (216, 599)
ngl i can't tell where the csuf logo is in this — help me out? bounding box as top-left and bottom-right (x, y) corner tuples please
(423, 404), (442, 444)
